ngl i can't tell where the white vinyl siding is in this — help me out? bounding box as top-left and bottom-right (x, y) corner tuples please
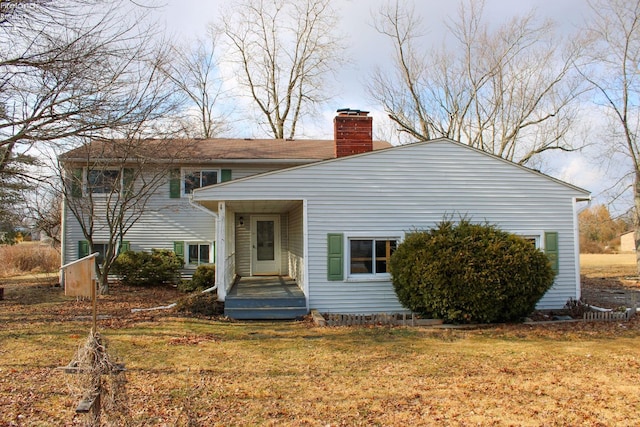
(235, 213), (251, 276)
(62, 169), (217, 268)
(288, 203), (305, 287)
(194, 139), (589, 312)
(61, 162), (311, 269)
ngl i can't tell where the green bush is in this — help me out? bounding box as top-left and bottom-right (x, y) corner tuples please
(112, 249), (183, 286)
(177, 265), (216, 293)
(194, 264), (216, 288)
(389, 220), (556, 324)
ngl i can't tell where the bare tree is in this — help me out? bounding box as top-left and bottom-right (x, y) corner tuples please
(581, 0), (640, 271)
(369, 0), (584, 166)
(218, 0), (343, 139)
(57, 32), (185, 294)
(60, 136), (183, 294)
(27, 184), (63, 247)
(165, 35), (231, 138)
(0, 0), (190, 292)
(0, 0), (174, 220)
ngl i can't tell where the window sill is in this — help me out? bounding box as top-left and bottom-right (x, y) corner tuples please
(346, 275), (391, 283)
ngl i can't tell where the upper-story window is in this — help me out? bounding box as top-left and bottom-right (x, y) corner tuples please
(184, 170), (218, 194)
(169, 168), (230, 198)
(87, 169), (121, 194)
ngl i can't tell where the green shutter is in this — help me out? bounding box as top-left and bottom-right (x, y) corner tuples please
(327, 233), (344, 281)
(120, 241), (130, 253)
(123, 168), (134, 197)
(71, 168), (83, 198)
(221, 169), (232, 182)
(545, 232), (559, 273)
(169, 168), (181, 198)
(173, 241), (184, 258)
(78, 240), (89, 258)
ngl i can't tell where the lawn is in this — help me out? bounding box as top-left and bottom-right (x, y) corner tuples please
(0, 258), (639, 426)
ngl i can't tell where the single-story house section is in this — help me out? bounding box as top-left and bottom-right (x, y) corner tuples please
(192, 130), (591, 316)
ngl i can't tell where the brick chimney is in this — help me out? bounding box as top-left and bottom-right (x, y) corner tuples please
(334, 108), (373, 158)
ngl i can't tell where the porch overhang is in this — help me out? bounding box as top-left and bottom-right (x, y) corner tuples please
(193, 199), (301, 213)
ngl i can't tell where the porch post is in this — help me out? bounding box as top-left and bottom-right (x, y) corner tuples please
(216, 201), (227, 301)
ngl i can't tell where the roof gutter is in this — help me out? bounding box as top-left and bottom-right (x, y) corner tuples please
(188, 195), (218, 217)
(58, 158), (328, 165)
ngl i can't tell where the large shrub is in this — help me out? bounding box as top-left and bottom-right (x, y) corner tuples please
(112, 249), (183, 286)
(389, 220), (556, 323)
(178, 265), (216, 293)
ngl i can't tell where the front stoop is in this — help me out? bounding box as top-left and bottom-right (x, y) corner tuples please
(224, 275), (308, 320)
(224, 295), (307, 320)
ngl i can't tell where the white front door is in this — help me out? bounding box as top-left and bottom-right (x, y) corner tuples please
(251, 215), (281, 275)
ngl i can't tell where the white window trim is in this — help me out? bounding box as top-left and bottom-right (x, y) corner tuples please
(344, 232), (402, 282)
(512, 230), (545, 250)
(184, 241), (215, 267)
(181, 168), (221, 197)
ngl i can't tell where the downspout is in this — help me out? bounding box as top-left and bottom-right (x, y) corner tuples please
(188, 196), (219, 294)
(188, 196), (219, 219)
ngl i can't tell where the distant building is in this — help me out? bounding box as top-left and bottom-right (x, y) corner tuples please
(620, 231), (636, 253)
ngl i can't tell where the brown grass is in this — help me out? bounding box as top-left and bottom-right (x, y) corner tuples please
(1, 282), (639, 426)
(580, 253), (637, 279)
(580, 253), (635, 268)
(0, 242), (60, 278)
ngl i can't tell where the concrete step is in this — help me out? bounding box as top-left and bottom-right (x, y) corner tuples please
(224, 306), (308, 320)
(224, 296), (306, 309)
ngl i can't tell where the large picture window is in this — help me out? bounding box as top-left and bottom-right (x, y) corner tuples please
(184, 170), (218, 194)
(349, 238), (397, 276)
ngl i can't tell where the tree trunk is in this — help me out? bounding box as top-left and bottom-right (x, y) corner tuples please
(98, 261), (109, 295)
(635, 172), (640, 275)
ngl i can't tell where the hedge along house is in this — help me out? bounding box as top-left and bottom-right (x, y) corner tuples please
(191, 110), (591, 318)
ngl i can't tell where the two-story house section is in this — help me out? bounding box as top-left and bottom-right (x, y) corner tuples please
(59, 109), (390, 276)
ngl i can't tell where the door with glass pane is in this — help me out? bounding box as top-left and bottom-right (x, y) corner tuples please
(251, 215), (281, 275)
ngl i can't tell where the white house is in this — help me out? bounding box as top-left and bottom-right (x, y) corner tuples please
(60, 109), (590, 318)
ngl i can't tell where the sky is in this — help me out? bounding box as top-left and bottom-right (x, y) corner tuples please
(158, 0), (624, 213)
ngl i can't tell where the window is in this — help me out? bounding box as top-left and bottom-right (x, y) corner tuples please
(88, 169), (120, 194)
(184, 170), (218, 194)
(349, 238), (397, 276)
(170, 169), (231, 198)
(187, 242), (213, 266)
(514, 232), (558, 273)
(78, 241), (130, 262)
(523, 237), (539, 248)
(515, 231), (544, 250)
(93, 243), (109, 264)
